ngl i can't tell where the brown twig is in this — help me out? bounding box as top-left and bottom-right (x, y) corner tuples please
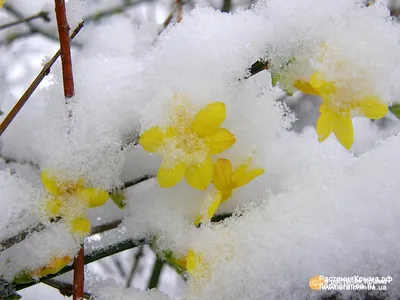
(176, 0), (183, 22)
(90, 219), (122, 235)
(0, 11), (50, 31)
(54, 0), (74, 98)
(73, 247), (85, 300)
(54, 1), (81, 298)
(0, 21), (84, 136)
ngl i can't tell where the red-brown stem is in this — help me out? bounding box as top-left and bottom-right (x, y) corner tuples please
(175, 0), (182, 22)
(54, 1), (81, 298)
(54, 0), (74, 98)
(73, 246), (85, 300)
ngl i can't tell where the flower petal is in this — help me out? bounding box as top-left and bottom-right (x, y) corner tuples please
(139, 126), (166, 153)
(71, 217), (91, 235)
(333, 112), (354, 150)
(79, 188), (109, 208)
(185, 155), (213, 190)
(191, 102), (226, 136)
(31, 256), (71, 278)
(316, 110), (335, 142)
(203, 128), (236, 154)
(194, 191), (222, 226)
(157, 160), (186, 188)
(44, 197), (62, 217)
(357, 96), (388, 119)
(234, 168), (265, 188)
(293, 80), (319, 96)
(41, 170), (63, 196)
(212, 158), (232, 190)
(309, 72), (336, 97)
(186, 249), (202, 274)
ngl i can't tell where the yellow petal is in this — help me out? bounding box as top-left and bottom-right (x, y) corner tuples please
(41, 170), (62, 196)
(220, 189), (233, 203)
(203, 128), (236, 154)
(157, 160), (186, 188)
(293, 79), (319, 96)
(44, 197), (62, 217)
(31, 256), (71, 278)
(191, 102), (226, 136)
(316, 110), (335, 142)
(333, 112), (354, 150)
(194, 191), (222, 226)
(212, 158), (232, 190)
(0, 0), (5, 8)
(186, 249), (202, 274)
(174, 256), (187, 270)
(185, 155), (213, 190)
(79, 188), (109, 208)
(139, 126), (166, 153)
(234, 168), (265, 188)
(71, 217), (91, 235)
(357, 96), (388, 119)
(309, 72), (336, 97)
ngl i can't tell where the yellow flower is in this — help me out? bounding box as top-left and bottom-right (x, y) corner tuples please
(175, 249), (206, 277)
(139, 101), (236, 190)
(0, 0), (5, 8)
(41, 170), (109, 235)
(194, 158), (264, 226)
(294, 72), (388, 150)
(30, 255), (71, 278)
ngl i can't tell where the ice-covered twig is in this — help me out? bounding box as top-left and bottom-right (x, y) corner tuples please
(0, 11), (50, 31)
(90, 220), (122, 235)
(0, 217), (61, 253)
(43, 279), (91, 299)
(0, 21), (84, 136)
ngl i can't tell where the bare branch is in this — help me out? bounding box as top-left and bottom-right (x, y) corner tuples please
(0, 11), (50, 31)
(0, 21), (84, 137)
(2, 4), (60, 43)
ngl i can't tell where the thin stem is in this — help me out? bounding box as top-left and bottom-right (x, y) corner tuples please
(126, 245), (144, 288)
(43, 279), (91, 299)
(90, 220), (122, 235)
(54, 0), (74, 99)
(175, 0), (183, 22)
(0, 11), (50, 30)
(73, 247), (84, 300)
(0, 21), (84, 136)
(2, 4), (60, 43)
(147, 258), (164, 289)
(221, 0), (231, 12)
